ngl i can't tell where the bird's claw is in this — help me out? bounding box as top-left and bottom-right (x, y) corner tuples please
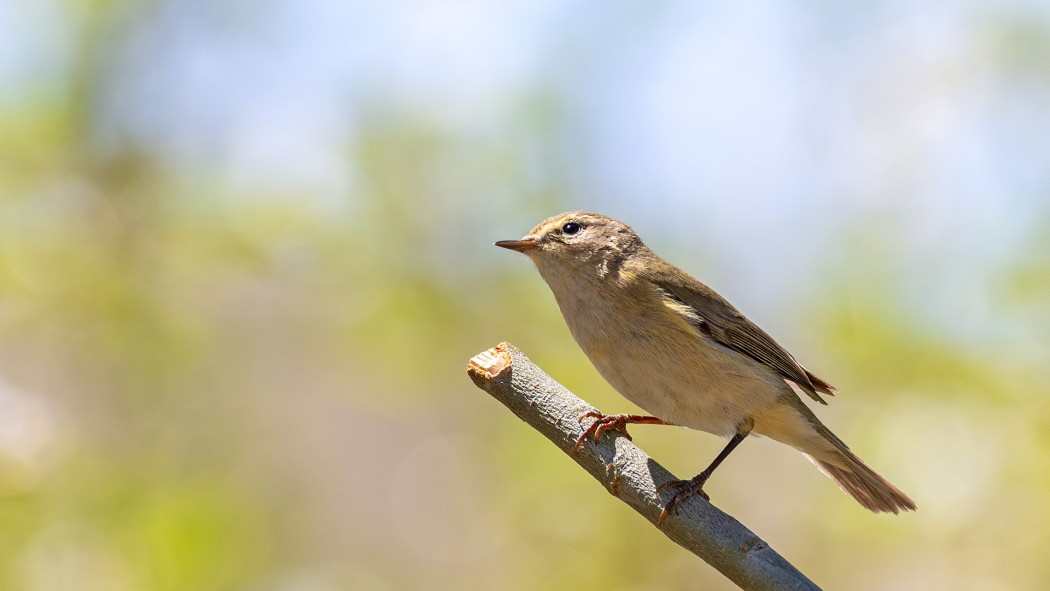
(656, 476), (711, 528)
(572, 412), (634, 453)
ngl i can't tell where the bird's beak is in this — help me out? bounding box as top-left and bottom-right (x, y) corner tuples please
(495, 238), (540, 253)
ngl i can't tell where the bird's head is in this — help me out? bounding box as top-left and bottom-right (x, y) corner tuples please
(496, 211), (645, 279)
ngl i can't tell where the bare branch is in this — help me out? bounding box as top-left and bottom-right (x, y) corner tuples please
(467, 343), (822, 591)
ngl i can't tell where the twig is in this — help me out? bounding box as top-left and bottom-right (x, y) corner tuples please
(467, 342), (822, 591)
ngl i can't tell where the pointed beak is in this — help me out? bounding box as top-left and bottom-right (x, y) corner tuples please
(494, 238), (540, 253)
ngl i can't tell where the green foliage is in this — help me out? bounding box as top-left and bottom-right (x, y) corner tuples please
(1, 4), (1049, 591)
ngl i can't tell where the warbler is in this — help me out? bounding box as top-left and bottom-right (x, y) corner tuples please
(496, 211), (915, 522)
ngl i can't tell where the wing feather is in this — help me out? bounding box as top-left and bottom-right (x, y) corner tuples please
(644, 260), (836, 404)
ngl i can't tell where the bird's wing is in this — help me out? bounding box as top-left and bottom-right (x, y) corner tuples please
(649, 265), (836, 404)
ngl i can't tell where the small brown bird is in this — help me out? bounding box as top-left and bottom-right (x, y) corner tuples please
(497, 212), (915, 522)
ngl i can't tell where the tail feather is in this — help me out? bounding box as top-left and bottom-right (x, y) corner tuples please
(804, 446), (916, 514)
(757, 396), (916, 513)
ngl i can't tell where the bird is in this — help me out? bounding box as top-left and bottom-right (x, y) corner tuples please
(496, 211), (915, 523)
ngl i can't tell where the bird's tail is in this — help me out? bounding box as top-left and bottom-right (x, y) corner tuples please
(803, 422), (916, 514)
(758, 399), (916, 513)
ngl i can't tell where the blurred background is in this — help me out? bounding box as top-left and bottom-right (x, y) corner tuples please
(1, 1), (1049, 589)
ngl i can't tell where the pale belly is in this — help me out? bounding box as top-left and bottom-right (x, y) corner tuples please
(561, 296), (790, 437)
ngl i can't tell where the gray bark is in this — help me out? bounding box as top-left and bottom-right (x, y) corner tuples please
(467, 343), (822, 591)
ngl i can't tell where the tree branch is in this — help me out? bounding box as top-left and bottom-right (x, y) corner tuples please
(467, 342), (822, 591)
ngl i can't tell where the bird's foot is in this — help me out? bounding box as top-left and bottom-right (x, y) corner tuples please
(656, 471), (711, 527)
(572, 412), (668, 454)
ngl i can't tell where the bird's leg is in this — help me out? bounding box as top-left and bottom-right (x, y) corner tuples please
(657, 420), (754, 527)
(572, 411), (671, 453)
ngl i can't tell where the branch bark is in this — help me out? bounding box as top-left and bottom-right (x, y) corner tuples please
(467, 342), (822, 591)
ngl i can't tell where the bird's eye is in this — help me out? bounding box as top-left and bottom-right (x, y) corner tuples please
(562, 222), (582, 235)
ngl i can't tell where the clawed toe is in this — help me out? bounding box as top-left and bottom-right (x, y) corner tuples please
(656, 476), (710, 527)
(572, 413), (630, 453)
(571, 412), (669, 454)
(577, 411), (602, 423)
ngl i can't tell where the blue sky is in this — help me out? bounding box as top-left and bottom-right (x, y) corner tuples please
(2, 0), (1048, 344)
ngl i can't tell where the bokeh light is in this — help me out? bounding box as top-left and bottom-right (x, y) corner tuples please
(1, 1), (1049, 589)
